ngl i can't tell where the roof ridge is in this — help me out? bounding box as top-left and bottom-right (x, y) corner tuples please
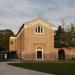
(23, 16), (55, 27)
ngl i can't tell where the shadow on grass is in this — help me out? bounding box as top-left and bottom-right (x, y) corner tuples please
(8, 62), (75, 75)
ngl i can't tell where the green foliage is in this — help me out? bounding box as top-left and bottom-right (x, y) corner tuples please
(0, 55), (7, 61)
(0, 29), (15, 51)
(66, 24), (75, 47)
(54, 26), (67, 48)
(55, 24), (75, 48)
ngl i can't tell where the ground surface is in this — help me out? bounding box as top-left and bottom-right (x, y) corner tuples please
(9, 62), (75, 75)
(0, 62), (53, 75)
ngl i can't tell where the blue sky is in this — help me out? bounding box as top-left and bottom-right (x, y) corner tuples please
(0, 0), (75, 33)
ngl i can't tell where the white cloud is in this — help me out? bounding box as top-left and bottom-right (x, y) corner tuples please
(0, 0), (75, 33)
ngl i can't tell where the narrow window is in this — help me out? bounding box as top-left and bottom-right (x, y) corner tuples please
(35, 25), (43, 34)
(10, 41), (13, 45)
(41, 27), (43, 33)
(38, 26), (40, 33)
(36, 27), (37, 33)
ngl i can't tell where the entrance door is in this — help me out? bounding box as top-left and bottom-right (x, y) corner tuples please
(58, 49), (65, 60)
(37, 51), (42, 59)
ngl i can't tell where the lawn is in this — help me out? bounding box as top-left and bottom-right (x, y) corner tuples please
(8, 62), (75, 75)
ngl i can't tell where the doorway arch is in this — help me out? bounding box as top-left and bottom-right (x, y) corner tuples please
(58, 49), (65, 60)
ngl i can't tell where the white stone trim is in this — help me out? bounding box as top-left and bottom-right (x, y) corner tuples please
(16, 17), (56, 38)
(36, 49), (44, 60)
(10, 37), (16, 39)
(23, 17), (55, 30)
(24, 23), (53, 29)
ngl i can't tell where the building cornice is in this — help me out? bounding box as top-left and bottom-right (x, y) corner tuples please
(16, 17), (56, 37)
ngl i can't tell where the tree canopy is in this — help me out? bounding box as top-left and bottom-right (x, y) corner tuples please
(54, 24), (75, 48)
(0, 29), (15, 51)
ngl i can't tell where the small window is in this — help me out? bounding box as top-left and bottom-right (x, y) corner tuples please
(10, 41), (13, 45)
(35, 25), (43, 34)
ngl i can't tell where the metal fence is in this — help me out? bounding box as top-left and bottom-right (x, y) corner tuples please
(18, 53), (75, 61)
(52, 54), (75, 61)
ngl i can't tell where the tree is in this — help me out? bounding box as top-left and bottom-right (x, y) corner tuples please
(54, 26), (68, 48)
(0, 29), (15, 51)
(55, 26), (63, 47)
(66, 23), (75, 47)
(55, 23), (75, 48)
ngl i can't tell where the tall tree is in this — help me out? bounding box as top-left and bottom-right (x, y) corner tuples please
(54, 26), (67, 48)
(66, 23), (75, 47)
(0, 29), (15, 51)
(55, 23), (75, 48)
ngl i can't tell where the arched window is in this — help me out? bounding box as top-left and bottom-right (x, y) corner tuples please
(58, 49), (65, 60)
(35, 25), (43, 34)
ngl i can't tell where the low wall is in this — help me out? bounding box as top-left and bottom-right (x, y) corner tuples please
(53, 47), (75, 60)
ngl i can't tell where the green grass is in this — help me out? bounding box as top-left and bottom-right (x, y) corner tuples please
(8, 62), (75, 75)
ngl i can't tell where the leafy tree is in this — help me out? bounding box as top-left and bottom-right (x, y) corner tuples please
(55, 23), (75, 48)
(0, 29), (15, 51)
(66, 23), (75, 47)
(55, 26), (64, 47)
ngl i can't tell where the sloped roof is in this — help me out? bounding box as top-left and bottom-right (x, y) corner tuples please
(23, 16), (55, 27)
(16, 17), (56, 36)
